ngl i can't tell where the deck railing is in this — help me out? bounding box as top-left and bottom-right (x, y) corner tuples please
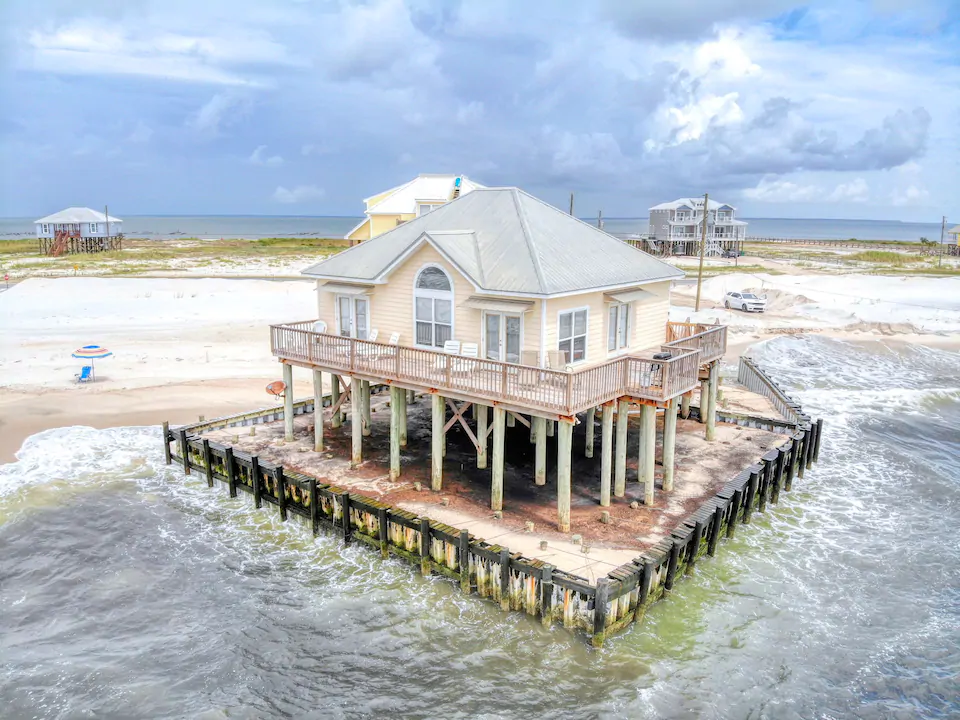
(270, 322), (715, 416)
(664, 322), (727, 363)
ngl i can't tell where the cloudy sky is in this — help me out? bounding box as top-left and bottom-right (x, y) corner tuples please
(1, 0), (957, 220)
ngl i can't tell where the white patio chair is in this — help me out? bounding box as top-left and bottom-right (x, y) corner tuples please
(434, 340), (461, 373)
(313, 320), (327, 334)
(453, 342), (479, 374)
(356, 328), (380, 357)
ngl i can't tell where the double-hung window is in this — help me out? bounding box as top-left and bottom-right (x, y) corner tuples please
(608, 303), (631, 352)
(89, 223), (99, 234)
(414, 266), (453, 348)
(558, 308), (587, 364)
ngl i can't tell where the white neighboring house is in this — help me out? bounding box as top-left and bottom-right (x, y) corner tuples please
(345, 174), (484, 244)
(35, 207), (123, 255)
(647, 198), (747, 255)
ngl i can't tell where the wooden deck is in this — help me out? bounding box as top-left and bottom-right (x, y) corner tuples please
(271, 321), (726, 418)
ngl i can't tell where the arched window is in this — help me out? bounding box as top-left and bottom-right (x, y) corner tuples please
(414, 265), (453, 347)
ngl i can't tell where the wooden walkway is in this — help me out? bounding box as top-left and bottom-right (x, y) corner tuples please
(271, 321), (726, 418)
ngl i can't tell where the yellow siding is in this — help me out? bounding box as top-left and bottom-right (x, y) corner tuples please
(545, 281), (671, 367)
(369, 213), (415, 238)
(346, 219), (372, 243)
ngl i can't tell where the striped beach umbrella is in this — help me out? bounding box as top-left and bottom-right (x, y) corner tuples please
(72, 345), (113, 381)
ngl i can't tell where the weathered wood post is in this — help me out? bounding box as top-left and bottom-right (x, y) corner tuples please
(202, 438), (214, 487)
(477, 404), (489, 469)
(805, 424), (815, 471)
(540, 564), (554, 627)
(492, 407), (506, 510)
(798, 428), (808, 479)
(771, 447), (785, 504)
(547, 420), (555, 437)
(161, 421), (171, 465)
(680, 391), (691, 420)
(432, 394), (444, 491)
(361, 380), (372, 437)
(351, 384), (363, 468)
(420, 517), (431, 576)
(585, 407), (596, 458)
(600, 403), (613, 506)
(705, 362), (718, 441)
(506, 412), (516, 428)
(784, 438), (797, 491)
(310, 478), (319, 535)
(641, 404), (656, 505)
(378, 507), (389, 558)
(759, 460), (771, 513)
(313, 369), (324, 452)
(707, 505), (723, 556)
(688, 521), (704, 573)
(398, 387), (407, 448)
(633, 560), (652, 623)
(459, 529), (470, 593)
(251, 455), (262, 508)
(331, 375), (342, 428)
(814, 418), (824, 462)
(276, 467), (288, 521)
(178, 429), (191, 475)
(662, 398), (678, 492)
(592, 578), (609, 648)
(389, 386), (401, 480)
(283, 363), (294, 442)
(664, 540), (680, 591)
(614, 399), (629, 497)
(499, 548), (511, 611)
(744, 470), (759, 523)
(557, 419), (573, 532)
(225, 446), (237, 498)
(699, 379), (709, 424)
(340, 492), (352, 544)
(726, 489), (742, 538)
(534, 416), (546, 486)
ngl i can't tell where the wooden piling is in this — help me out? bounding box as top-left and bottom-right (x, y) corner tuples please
(785, 439), (797, 491)
(641, 404), (656, 505)
(664, 541), (680, 591)
(225, 446), (237, 498)
(162, 421), (171, 465)
(477, 404), (488, 470)
(585, 407), (595, 458)
(592, 578), (609, 647)
(680, 392), (691, 420)
(432, 394), (444, 491)
(600, 404), (613, 506)
(492, 407), (506, 510)
(351, 386), (363, 468)
(744, 470), (759, 523)
(179, 429), (191, 475)
(705, 362), (718, 441)
(805, 423), (816, 470)
(331, 375), (342, 428)
(557, 420), (573, 533)
(282, 363), (294, 442)
(389, 386), (401, 480)
(727, 489), (741, 538)
(771, 448), (785, 504)
(276, 467), (288, 521)
(420, 517), (431, 576)
(341, 492), (352, 544)
(688, 521), (704, 573)
(398, 386), (408, 447)
(634, 561), (652, 623)
(202, 438), (213, 487)
(615, 399), (629, 497)
(662, 398), (678, 492)
(707, 505), (723, 556)
(758, 461), (769, 514)
(798, 429), (808, 479)
(361, 380), (372, 437)
(313, 369), (324, 452)
(541, 564), (554, 626)
(534, 416), (546, 486)
(814, 418), (824, 462)
(310, 479), (320, 536)
(251, 456), (262, 508)
(499, 548), (511, 611)
(459, 529), (470, 593)
(378, 507), (389, 557)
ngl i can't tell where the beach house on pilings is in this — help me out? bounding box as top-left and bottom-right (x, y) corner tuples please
(35, 207), (123, 256)
(344, 174), (484, 245)
(647, 198), (747, 257)
(271, 187), (727, 533)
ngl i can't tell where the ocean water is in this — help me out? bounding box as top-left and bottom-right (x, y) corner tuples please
(1, 336), (958, 719)
(0, 215), (944, 242)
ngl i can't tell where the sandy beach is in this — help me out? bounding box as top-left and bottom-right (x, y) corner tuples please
(2, 268), (958, 463)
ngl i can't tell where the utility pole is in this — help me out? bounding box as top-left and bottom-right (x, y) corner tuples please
(939, 215), (946, 268)
(695, 192), (709, 312)
(569, 192), (575, 216)
(105, 205), (110, 251)
(597, 209), (603, 230)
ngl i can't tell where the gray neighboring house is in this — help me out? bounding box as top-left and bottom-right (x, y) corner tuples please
(647, 198), (747, 256)
(35, 207), (123, 255)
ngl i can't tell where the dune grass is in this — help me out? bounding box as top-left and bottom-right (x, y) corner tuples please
(845, 250), (921, 265)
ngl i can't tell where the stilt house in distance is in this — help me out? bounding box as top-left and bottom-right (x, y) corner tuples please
(35, 207), (123, 256)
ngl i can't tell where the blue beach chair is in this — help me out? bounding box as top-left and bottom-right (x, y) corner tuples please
(76, 366), (93, 383)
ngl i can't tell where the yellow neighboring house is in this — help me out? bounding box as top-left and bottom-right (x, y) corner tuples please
(345, 174), (484, 244)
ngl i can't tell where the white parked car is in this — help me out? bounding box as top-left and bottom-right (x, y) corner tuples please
(724, 291), (767, 312)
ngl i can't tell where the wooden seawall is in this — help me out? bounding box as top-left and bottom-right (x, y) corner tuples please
(162, 360), (823, 647)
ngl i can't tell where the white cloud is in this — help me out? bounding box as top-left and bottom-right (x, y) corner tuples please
(743, 177), (821, 202)
(301, 144), (333, 157)
(127, 121), (153, 144)
(249, 145), (283, 166)
(829, 178), (870, 202)
(273, 185), (325, 203)
(188, 93), (248, 135)
(456, 101), (485, 124)
(891, 184), (930, 207)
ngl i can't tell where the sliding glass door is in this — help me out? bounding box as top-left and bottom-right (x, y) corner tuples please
(484, 313), (521, 363)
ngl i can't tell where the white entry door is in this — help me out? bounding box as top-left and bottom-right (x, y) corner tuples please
(337, 296), (369, 339)
(484, 313), (521, 363)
